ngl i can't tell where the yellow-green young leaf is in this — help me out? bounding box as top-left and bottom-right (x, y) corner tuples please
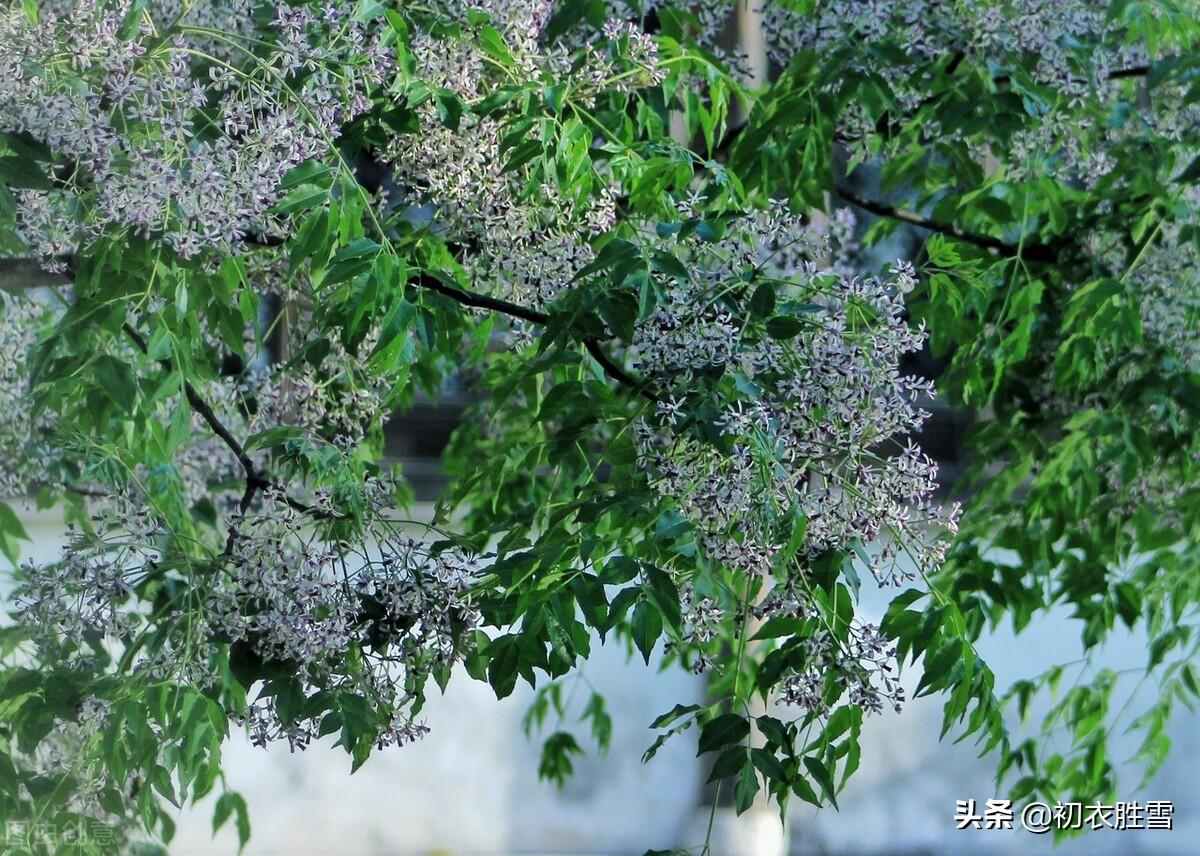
(478, 25), (513, 65)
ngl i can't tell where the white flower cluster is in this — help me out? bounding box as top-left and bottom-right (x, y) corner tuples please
(15, 481), (481, 751)
(633, 203), (957, 591)
(14, 494), (160, 651)
(777, 622), (904, 716)
(389, 0), (664, 307)
(586, 0), (752, 79)
(0, 291), (58, 496)
(203, 491), (481, 748)
(762, 0), (1135, 88)
(1082, 187), (1200, 379)
(751, 581), (905, 716)
(751, 0), (1163, 182)
(1, 0), (392, 265)
(1126, 232), (1200, 378)
(665, 582), (725, 674)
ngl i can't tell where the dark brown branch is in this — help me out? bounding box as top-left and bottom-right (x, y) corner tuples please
(36, 258), (340, 526)
(122, 323), (259, 482)
(416, 273), (549, 325)
(121, 322), (292, 538)
(835, 186), (1056, 263)
(583, 339), (657, 400)
(28, 480), (111, 500)
(1109, 65), (1150, 80)
(0, 257), (71, 290)
(413, 273), (661, 402)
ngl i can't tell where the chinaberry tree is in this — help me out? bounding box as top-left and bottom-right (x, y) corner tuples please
(0, 0), (1198, 852)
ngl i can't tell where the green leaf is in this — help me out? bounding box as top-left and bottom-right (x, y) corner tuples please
(697, 713), (749, 755)
(1175, 155), (1200, 184)
(750, 746), (787, 783)
(92, 355), (137, 412)
(750, 281), (775, 318)
(707, 745), (746, 782)
(478, 25), (513, 65)
(322, 238), (380, 286)
(434, 89), (464, 130)
(650, 703), (702, 730)
(503, 139), (543, 174)
(734, 758), (760, 814)
(766, 315), (804, 339)
(279, 160), (333, 191)
(803, 756), (838, 808)
(270, 184), (328, 215)
(0, 501), (30, 544)
(605, 587), (640, 631)
(755, 715), (789, 749)
(650, 250), (690, 282)
(631, 599), (662, 664)
(0, 154), (52, 190)
(0, 134), (53, 190)
(537, 731), (583, 786)
(486, 635), (520, 699)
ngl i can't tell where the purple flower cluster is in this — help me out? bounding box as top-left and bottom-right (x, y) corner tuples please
(389, 1), (666, 309)
(1, 0), (393, 265)
(633, 202), (957, 590)
(14, 478), (482, 751)
(211, 492), (481, 749)
(0, 292), (59, 496)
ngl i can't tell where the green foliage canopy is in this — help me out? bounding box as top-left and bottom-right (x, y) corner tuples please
(1, 1), (1199, 852)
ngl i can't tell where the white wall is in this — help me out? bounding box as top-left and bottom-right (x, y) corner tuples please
(9, 510), (1198, 855)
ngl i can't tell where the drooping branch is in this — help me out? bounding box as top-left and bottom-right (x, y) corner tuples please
(18, 255), (338, 525)
(1108, 65), (1150, 80)
(583, 339), (650, 398)
(0, 257), (71, 290)
(120, 321), (337, 524)
(415, 272), (549, 325)
(121, 324), (254, 480)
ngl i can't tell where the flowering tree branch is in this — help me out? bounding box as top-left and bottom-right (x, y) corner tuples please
(12, 247), (337, 525)
(3, 3), (1193, 847)
(411, 272), (661, 402)
(415, 272), (549, 325)
(120, 321), (337, 524)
